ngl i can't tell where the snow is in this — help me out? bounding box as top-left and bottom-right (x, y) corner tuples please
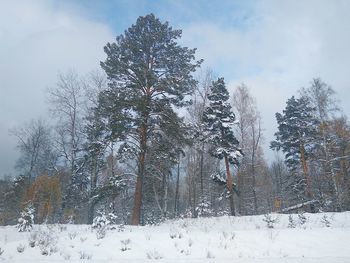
(0, 212), (349, 262)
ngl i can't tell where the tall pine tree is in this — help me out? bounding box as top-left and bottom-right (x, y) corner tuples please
(202, 78), (242, 216)
(271, 96), (319, 209)
(100, 14), (202, 225)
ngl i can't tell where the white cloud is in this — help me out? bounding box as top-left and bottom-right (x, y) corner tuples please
(180, 0), (350, 161)
(0, 0), (114, 177)
(1, 0), (350, 176)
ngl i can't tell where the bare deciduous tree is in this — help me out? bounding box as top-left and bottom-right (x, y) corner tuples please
(232, 84), (269, 215)
(10, 119), (56, 182)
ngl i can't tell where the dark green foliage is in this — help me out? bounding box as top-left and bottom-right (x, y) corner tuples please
(202, 78), (242, 165)
(99, 13), (201, 155)
(271, 96), (319, 206)
(99, 14), (202, 224)
(101, 13), (202, 108)
(2, 176), (28, 225)
(270, 96), (319, 171)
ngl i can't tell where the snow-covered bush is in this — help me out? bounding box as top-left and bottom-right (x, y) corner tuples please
(206, 250), (215, 259)
(117, 224), (125, 232)
(146, 250), (163, 260)
(16, 203), (35, 232)
(29, 228), (58, 256)
(28, 232), (37, 247)
(68, 231), (77, 240)
(288, 215), (297, 228)
(120, 238), (131, 251)
(195, 199), (214, 217)
(222, 231), (235, 240)
(96, 226), (106, 239)
(17, 244), (25, 253)
(263, 214), (278, 228)
(60, 251), (71, 260)
(0, 247), (4, 255)
(321, 214), (331, 227)
(298, 212), (308, 226)
(92, 210), (113, 239)
(92, 211), (110, 229)
(79, 251), (92, 260)
(92, 210), (119, 229)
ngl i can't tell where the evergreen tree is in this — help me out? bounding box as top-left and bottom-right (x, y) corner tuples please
(202, 78), (242, 216)
(271, 96), (319, 209)
(84, 108), (108, 224)
(2, 175), (28, 225)
(16, 202), (35, 232)
(100, 14), (202, 225)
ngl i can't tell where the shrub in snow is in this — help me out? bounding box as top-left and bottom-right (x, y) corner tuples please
(298, 212), (308, 226)
(17, 244), (25, 253)
(68, 231), (77, 240)
(169, 229), (183, 239)
(92, 210), (112, 239)
(180, 249), (191, 255)
(60, 251), (71, 261)
(263, 214), (278, 228)
(117, 224), (125, 232)
(16, 203), (35, 232)
(288, 215), (297, 228)
(96, 227), (106, 239)
(222, 231), (235, 240)
(0, 247), (4, 256)
(59, 225), (67, 232)
(195, 199), (213, 217)
(28, 232), (37, 247)
(79, 251), (92, 260)
(120, 238), (131, 251)
(92, 211), (110, 229)
(188, 238), (193, 247)
(206, 250), (215, 259)
(321, 214), (331, 227)
(146, 250), (163, 260)
(92, 210), (119, 229)
(31, 228), (58, 256)
(182, 208), (193, 218)
(108, 212), (118, 224)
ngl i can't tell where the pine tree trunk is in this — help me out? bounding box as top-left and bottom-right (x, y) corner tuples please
(131, 123), (147, 225)
(224, 156), (235, 216)
(300, 142), (314, 212)
(174, 155), (180, 216)
(237, 169), (243, 215)
(192, 168), (198, 218)
(88, 202), (94, 224)
(88, 158), (98, 224)
(200, 143), (204, 199)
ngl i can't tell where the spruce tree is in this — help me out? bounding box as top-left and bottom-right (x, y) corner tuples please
(100, 14), (202, 225)
(271, 96), (319, 209)
(202, 78), (242, 216)
(16, 202), (35, 232)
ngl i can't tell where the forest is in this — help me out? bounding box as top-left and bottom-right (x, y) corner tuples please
(0, 14), (349, 227)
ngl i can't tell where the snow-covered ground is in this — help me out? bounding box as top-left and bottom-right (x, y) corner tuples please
(0, 212), (349, 262)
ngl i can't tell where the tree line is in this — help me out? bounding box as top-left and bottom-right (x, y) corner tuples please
(0, 14), (349, 226)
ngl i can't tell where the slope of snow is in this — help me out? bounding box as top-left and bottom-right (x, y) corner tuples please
(0, 212), (349, 262)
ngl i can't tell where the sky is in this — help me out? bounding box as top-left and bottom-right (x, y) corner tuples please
(1, 0), (350, 178)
